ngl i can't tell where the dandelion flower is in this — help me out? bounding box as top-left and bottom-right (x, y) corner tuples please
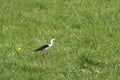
(17, 48), (22, 51)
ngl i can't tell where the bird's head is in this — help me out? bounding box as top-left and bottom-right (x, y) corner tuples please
(49, 38), (56, 46)
(51, 38), (55, 42)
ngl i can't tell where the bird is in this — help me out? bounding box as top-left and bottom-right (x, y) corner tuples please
(35, 38), (55, 51)
(34, 38), (55, 66)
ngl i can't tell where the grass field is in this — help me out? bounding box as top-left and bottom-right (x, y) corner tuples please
(0, 0), (120, 80)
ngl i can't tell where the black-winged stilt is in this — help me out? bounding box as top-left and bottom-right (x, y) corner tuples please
(34, 38), (55, 66)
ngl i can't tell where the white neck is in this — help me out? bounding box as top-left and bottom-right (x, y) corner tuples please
(49, 40), (54, 46)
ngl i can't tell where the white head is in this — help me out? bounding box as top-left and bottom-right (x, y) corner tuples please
(51, 38), (55, 42)
(49, 38), (55, 46)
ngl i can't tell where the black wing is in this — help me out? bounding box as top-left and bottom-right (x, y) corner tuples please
(34, 45), (49, 51)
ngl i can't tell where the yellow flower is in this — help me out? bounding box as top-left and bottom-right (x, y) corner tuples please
(17, 48), (22, 51)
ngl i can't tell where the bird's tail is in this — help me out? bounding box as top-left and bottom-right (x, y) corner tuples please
(34, 48), (42, 51)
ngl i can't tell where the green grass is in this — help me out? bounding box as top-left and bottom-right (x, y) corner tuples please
(0, 0), (120, 80)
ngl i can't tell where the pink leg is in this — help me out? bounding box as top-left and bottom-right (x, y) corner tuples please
(40, 52), (45, 67)
(45, 53), (48, 67)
